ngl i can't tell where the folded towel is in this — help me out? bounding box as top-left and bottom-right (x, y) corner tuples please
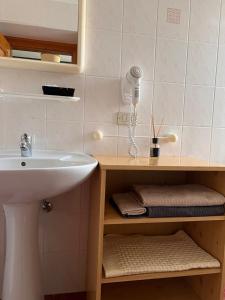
(147, 205), (225, 218)
(133, 184), (225, 207)
(103, 230), (220, 278)
(112, 192), (146, 216)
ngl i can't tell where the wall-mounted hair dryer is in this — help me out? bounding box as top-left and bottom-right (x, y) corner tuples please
(122, 66), (143, 158)
(123, 66), (143, 106)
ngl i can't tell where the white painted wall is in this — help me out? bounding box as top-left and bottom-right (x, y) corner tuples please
(0, 0), (225, 296)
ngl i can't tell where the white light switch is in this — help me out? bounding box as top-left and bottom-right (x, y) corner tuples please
(117, 112), (137, 126)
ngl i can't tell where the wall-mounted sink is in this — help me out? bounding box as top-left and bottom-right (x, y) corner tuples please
(0, 151), (98, 300)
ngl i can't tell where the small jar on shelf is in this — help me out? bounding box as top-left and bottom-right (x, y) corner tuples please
(150, 137), (160, 158)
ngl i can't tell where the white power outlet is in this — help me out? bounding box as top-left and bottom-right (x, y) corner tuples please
(117, 112), (137, 126)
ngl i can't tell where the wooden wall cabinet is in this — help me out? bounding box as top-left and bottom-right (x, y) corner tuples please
(87, 157), (225, 300)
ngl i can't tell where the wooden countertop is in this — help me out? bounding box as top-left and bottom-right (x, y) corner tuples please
(94, 156), (225, 171)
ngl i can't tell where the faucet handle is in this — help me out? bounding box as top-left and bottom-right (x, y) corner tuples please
(21, 133), (32, 143)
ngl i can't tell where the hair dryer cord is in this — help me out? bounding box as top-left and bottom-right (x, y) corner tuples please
(128, 104), (138, 158)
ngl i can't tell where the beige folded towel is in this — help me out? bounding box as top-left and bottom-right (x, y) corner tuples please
(133, 184), (225, 207)
(112, 192), (146, 216)
(103, 230), (220, 278)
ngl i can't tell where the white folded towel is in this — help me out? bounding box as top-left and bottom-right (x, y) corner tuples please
(103, 230), (220, 278)
(112, 192), (146, 216)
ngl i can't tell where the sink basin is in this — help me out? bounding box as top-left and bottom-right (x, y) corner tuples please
(0, 151), (98, 300)
(0, 151), (98, 202)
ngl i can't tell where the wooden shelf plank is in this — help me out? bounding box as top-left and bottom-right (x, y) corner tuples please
(104, 202), (225, 225)
(0, 57), (80, 73)
(102, 278), (202, 300)
(102, 267), (221, 284)
(95, 156), (225, 171)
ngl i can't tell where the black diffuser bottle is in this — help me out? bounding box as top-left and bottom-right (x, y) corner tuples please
(150, 137), (160, 157)
(150, 115), (163, 158)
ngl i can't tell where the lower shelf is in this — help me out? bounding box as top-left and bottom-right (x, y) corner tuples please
(102, 267), (221, 284)
(102, 278), (201, 300)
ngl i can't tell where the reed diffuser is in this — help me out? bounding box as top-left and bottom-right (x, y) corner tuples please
(150, 116), (163, 158)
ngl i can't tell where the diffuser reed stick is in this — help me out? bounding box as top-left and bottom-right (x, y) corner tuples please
(156, 117), (164, 137)
(150, 115), (164, 158)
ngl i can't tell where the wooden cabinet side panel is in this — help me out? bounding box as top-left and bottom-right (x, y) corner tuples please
(187, 171), (225, 197)
(185, 221), (225, 300)
(186, 274), (223, 300)
(187, 171), (225, 300)
(86, 169), (106, 300)
(184, 221), (225, 263)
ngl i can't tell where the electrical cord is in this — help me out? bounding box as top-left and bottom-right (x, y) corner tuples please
(128, 104), (138, 158)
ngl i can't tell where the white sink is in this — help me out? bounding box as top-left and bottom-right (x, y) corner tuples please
(0, 151), (98, 202)
(0, 151), (98, 300)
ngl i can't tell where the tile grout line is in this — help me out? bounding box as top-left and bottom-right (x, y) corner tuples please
(209, 0), (223, 163)
(180, 0), (192, 159)
(117, 0), (125, 157)
(151, 0), (161, 151)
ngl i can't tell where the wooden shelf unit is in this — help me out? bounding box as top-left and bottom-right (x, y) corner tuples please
(87, 156), (225, 300)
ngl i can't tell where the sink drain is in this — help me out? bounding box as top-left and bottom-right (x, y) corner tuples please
(21, 161), (26, 167)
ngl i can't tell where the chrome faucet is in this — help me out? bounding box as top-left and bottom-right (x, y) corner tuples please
(20, 133), (32, 157)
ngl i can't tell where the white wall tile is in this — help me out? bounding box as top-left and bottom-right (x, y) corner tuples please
(157, 0), (190, 41)
(211, 128), (225, 163)
(122, 34), (156, 81)
(213, 87), (225, 127)
(119, 124), (151, 137)
(189, 0), (221, 44)
(123, 0), (158, 36)
(84, 136), (118, 156)
(118, 137), (150, 157)
(183, 85), (214, 126)
(155, 39), (188, 83)
(181, 126), (211, 161)
(47, 101), (84, 122)
(85, 76), (120, 123)
(219, 0), (225, 44)
(46, 121), (83, 151)
(137, 81), (153, 124)
(4, 99), (45, 120)
(153, 82), (185, 125)
(186, 42), (218, 85)
(87, 0), (123, 32)
(0, 69), (46, 94)
(216, 44), (225, 87)
(85, 29), (122, 77)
